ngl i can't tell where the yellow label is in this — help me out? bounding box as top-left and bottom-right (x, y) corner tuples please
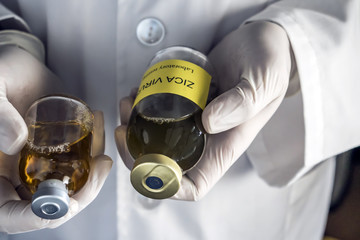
(133, 59), (211, 109)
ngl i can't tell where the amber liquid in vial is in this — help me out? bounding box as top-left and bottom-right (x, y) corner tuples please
(127, 106), (205, 172)
(19, 121), (91, 196)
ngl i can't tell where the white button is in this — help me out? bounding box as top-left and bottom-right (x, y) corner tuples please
(136, 18), (165, 46)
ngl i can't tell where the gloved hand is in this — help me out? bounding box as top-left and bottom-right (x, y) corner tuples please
(0, 45), (113, 233)
(0, 111), (112, 234)
(115, 21), (295, 200)
(0, 45), (61, 155)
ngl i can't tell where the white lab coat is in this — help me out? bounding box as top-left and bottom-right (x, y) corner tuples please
(0, 0), (359, 239)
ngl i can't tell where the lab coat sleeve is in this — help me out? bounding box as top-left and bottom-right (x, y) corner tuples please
(0, 3), (44, 62)
(244, 0), (360, 186)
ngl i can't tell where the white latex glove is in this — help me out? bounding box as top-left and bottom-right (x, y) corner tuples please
(0, 44), (113, 233)
(0, 111), (113, 234)
(115, 21), (294, 200)
(0, 45), (61, 155)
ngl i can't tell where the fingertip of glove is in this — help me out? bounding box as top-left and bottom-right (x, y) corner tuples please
(120, 97), (133, 125)
(91, 155), (113, 179)
(114, 125), (126, 138)
(114, 125), (127, 148)
(93, 110), (104, 122)
(202, 107), (221, 134)
(120, 96), (133, 108)
(171, 177), (202, 202)
(4, 124), (28, 155)
(114, 124), (125, 133)
(93, 154), (113, 167)
(0, 100), (28, 155)
(67, 198), (79, 216)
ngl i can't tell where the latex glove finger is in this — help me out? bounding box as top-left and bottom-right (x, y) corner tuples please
(204, 22), (291, 134)
(173, 96), (281, 201)
(0, 83), (27, 155)
(91, 111), (105, 156)
(115, 94), (135, 170)
(120, 96), (134, 125)
(115, 125), (133, 170)
(1, 45), (62, 116)
(202, 77), (288, 134)
(0, 45), (62, 155)
(0, 152), (21, 187)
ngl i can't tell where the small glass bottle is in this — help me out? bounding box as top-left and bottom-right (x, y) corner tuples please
(18, 95), (93, 219)
(127, 46), (214, 199)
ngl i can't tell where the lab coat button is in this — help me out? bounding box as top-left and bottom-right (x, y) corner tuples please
(136, 18), (165, 46)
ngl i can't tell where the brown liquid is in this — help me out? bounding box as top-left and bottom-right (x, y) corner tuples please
(127, 109), (205, 172)
(19, 121), (91, 196)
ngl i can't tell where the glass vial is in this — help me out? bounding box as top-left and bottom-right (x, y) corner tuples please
(127, 46), (213, 199)
(19, 95), (93, 219)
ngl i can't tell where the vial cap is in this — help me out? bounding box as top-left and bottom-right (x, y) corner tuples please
(31, 179), (70, 219)
(130, 154), (182, 199)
